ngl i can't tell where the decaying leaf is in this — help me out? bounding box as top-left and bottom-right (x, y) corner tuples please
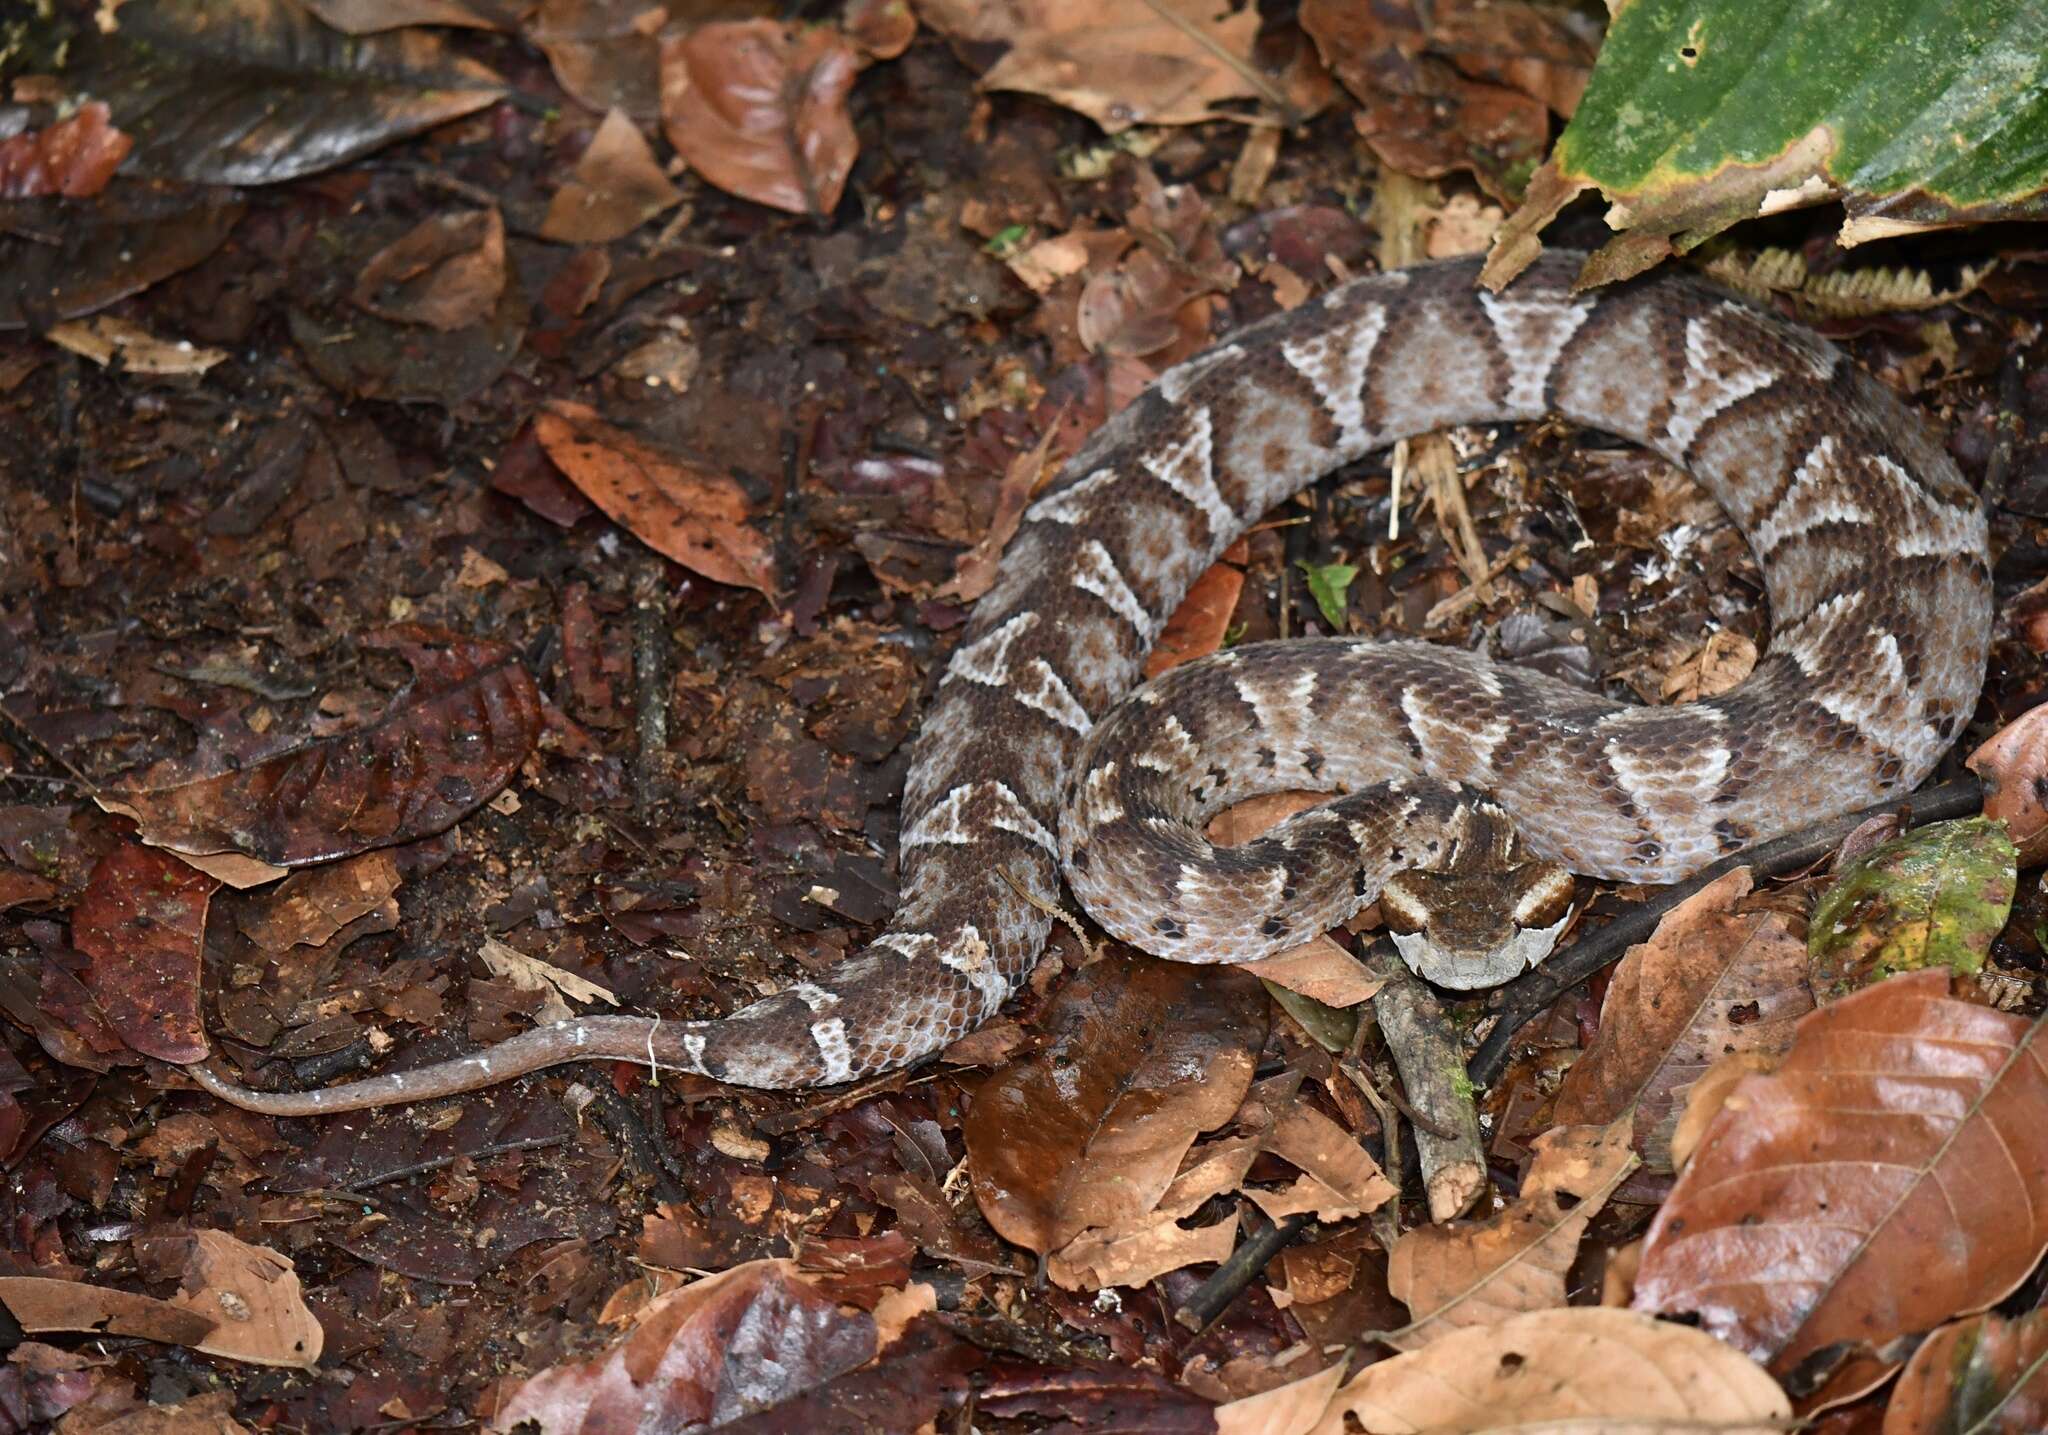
(351, 210), (507, 332)
(1967, 702), (2048, 864)
(236, 852), (402, 953)
(542, 109), (682, 243)
(919, 0), (1269, 133)
(44, 316), (229, 375)
(1883, 1309), (2048, 1435)
(964, 952), (1267, 1257)
(1218, 1306), (1789, 1435)
(1381, 1119), (1637, 1349)
(1145, 553), (1246, 679)
(99, 626), (541, 867)
(478, 935), (619, 1025)
(535, 401), (779, 596)
(658, 20), (860, 218)
(1633, 970), (2048, 1401)
(491, 1260), (875, 1432)
(1486, 0), (2048, 289)
(70, 842), (217, 1064)
(1807, 817), (2016, 1001)
(1242, 1099), (1397, 1224)
(1553, 868), (1812, 1173)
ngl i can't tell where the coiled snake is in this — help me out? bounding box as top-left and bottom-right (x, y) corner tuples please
(191, 251), (1991, 1113)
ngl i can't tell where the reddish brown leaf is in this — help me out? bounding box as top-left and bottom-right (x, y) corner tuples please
(965, 952), (1267, 1256)
(1553, 868), (1813, 1174)
(844, 0), (916, 60)
(1883, 1309), (2048, 1435)
(0, 1278), (215, 1349)
(1633, 970), (2048, 1400)
(535, 400), (778, 597)
(0, 102), (132, 199)
(1383, 1119), (1636, 1348)
(70, 842), (216, 1063)
(1967, 702), (2048, 864)
(235, 851), (402, 952)
(491, 1260), (875, 1433)
(658, 21), (860, 218)
(100, 626), (540, 867)
(350, 209), (507, 332)
(1145, 559), (1245, 679)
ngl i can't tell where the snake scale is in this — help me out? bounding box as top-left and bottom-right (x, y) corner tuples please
(191, 250), (1991, 1114)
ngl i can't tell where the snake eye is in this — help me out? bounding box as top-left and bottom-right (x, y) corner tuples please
(1379, 875), (1428, 935)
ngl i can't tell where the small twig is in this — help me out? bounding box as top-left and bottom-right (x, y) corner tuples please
(1466, 774), (1986, 1088)
(1337, 1058), (1405, 1257)
(1134, 0), (1296, 122)
(336, 1134), (570, 1192)
(1174, 1208), (1311, 1332)
(1367, 949), (1486, 1223)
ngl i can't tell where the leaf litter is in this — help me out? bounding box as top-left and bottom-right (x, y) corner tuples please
(0, 0), (2046, 1430)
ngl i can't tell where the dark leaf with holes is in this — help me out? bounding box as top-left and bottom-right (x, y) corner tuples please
(100, 626), (541, 867)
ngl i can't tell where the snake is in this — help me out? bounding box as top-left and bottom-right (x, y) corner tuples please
(189, 250), (1991, 1115)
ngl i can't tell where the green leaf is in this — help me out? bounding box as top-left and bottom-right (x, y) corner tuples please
(1299, 560), (1358, 631)
(1488, 0), (2048, 287)
(1807, 817), (2017, 1002)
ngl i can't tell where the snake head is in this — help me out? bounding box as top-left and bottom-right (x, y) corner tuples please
(1379, 859), (1575, 989)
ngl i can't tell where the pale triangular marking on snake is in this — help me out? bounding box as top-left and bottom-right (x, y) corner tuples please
(1665, 312), (1779, 451)
(1012, 657), (1092, 734)
(1279, 301), (1388, 450)
(943, 611), (1038, 689)
(1029, 466), (1120, 527)
(1880, 455), (1990, 557)
(1072, 537), (1160, 639)
(810, 1017), (854, 1082)
(1477, 291), (1594, 414)
(1753, 438), (1874, 556)
(1138, 406), (1237, 537)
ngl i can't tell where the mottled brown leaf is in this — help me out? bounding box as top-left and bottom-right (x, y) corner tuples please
(1219, 1308), (1789, 1434)
(1883, 1309), (2048, 1435)
(541, 108), (681, 244)
(490, 1260), (875, 1433)
(0, 102), (132, 199)
(535, 400), (778, 596)
(965, 951), (1267, 1256)
(101, 626), (540, 867)
(1382, 1119), (1636, 1349)
(1553, 868), (1812, 1173)
(70, 842), (217, 1063)
(658, 20), (860, 218)
(1634, 970), (2048, 1400)
(351, 209), (506, 332)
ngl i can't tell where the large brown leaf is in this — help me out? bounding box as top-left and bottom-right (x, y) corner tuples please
(100, 626), (540, 866)
(964, 951), (1267, 1257)
(1214, 1307), (1790, 1435)
(1883, 1309), (2048, 1435)
(70, 842), (217, 1063)
(1633, 969), (2048, 1398)
(1381, 1119), (1636, 1349)
(658, 20), (860, 218)
(1553, 868), (1812, 1174)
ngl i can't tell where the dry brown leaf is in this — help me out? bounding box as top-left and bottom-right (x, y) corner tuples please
(1381, 1119), (1636, 1349)
(659, 20), (860, 218)
(1634, 969), (2048, 1403)
(965, 953), (1267, 1256)
(1245, 1102), (1396, 1223)
(478, 935), (619, 1024)
(0, 101), (132, 199)
(1236, 935), (1383, 1008)
(938, 419), (1061, 602)
(1967, 702), (2048, 865)
(236, 851), (402, 952)
(920, 0), (1267, 133)
(535, 400), (777, 596)
(542, 108), (681, 243)
(351, 209), (506, 331)
(1147, 558), (1246, 678)
(1666, 1050), (1780, 1174)
(1048, 1211), (1238, 1291)
(45, 316), (228, 375)
(0, 1278), (216, 1349)
(1222, 1308), (1787, 1434)
(1660, 628), (1758, 703)
(162, 1230), (324, 1369)
(845, 0), (916, 59)
(1552, 868), (1812, 1174)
